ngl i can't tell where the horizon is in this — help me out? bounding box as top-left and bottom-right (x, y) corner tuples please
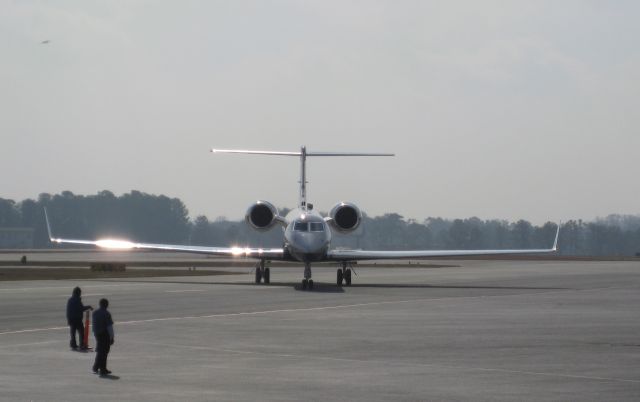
(2, 188), (638, 226)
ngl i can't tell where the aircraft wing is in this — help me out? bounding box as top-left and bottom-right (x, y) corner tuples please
(45, 210), (284, 259)
(327, 224), (560, 261)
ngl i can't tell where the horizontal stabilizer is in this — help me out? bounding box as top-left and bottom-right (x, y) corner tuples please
(211, 149), (300, 156)
(211, 148), (394, 157)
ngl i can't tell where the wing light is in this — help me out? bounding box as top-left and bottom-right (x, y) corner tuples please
(95, 239), (136, 250)
(230, 246), (251, 256)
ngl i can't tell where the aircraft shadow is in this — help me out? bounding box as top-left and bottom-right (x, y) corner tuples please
(347, 283), (569, 290)
(96, 278), (566, 291)
(292, 283), (345, 293)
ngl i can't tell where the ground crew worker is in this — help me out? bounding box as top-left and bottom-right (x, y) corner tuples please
(92, 298), (114, 376)
(66, 287), (92, 350)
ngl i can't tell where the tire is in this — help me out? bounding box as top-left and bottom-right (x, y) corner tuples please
(264, 267), (270, 284)
(345, 269), (352, 286)
(308, 279), (314, 290)
(302, 279), (307, 290)
(337, 269), (344, 286)
(255, 268), (262, 284)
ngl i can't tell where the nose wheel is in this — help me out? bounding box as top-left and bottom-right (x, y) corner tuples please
(300, 263), (314, 290)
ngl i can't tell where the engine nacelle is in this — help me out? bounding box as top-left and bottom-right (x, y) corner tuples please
(245, 200), (279, 231)
(328, 202), (362, 233)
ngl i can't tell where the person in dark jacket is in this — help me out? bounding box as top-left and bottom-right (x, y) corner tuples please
(66, 287), (92, 350)
(92, 298), (114, 376)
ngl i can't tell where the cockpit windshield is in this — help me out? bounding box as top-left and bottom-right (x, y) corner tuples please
(293, 221), (308, 232)
(309, 222), (324, 232)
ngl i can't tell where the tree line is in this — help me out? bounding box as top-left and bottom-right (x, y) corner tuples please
(0, 191), (639, 256)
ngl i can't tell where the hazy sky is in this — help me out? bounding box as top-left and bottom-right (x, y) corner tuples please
(1, 1), (638, 224)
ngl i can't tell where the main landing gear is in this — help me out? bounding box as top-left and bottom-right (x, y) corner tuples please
(255, 260), (270, 284)
(298, 262), (353, 290)
(337, 261), (352, 287)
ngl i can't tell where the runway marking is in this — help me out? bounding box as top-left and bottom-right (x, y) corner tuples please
(0, 340), (56, 349)
(136, 340), (640, 385)
(0, 326), (68, 335)
(165, 289), (205, 293)
(0, 288), (629, 336)
(115, 298), (441, 325)
(0, 297), (452, 335)
(0, 284), (147, 293)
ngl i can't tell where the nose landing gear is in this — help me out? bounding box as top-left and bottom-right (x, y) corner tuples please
(301, 263), (314, 290)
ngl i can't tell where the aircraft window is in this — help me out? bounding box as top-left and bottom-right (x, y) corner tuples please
(309, 222), (324, 232)
(293, 221), (308, 232)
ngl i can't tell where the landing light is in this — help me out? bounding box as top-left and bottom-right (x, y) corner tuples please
(231, 246), (251, 256)
(95, 239), (135, 250)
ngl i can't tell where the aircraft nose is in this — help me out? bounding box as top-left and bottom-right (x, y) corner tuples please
(292, 233), (326, 253)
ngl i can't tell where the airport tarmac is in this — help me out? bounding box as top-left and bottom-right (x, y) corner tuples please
(1, 259), (639, 401)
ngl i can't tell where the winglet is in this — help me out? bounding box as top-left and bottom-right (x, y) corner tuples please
(44, 208), (54, 241)
(552, 222), (561, 251)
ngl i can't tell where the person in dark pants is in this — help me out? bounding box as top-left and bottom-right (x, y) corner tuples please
(92, 298), (114, 376)
(66, 287), (92, 350)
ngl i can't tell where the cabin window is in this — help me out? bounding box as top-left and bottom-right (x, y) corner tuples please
(293, 221), (308, 232)
(309, 222), (324, 232)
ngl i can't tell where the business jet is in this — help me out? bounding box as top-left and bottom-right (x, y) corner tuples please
(47, 146), (559, 290)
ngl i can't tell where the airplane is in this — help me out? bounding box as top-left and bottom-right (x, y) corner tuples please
(46, 146), (560, 290)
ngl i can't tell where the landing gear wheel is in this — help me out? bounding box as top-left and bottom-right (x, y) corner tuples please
(308, 279), (314, 290)
(302, 278), (308, 290)
(337, 269), (344, 286)
(263, 267), (270, 284)
(344, 268), (352, 286)
(255, 268), (262, 284)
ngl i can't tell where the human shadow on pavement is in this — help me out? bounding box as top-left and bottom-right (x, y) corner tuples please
(99, 374), (120, 380)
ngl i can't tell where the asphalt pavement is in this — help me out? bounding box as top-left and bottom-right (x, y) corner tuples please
(1, 258), (639, 401)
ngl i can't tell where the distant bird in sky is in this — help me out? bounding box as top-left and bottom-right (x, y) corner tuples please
(41, 40), (50, 44)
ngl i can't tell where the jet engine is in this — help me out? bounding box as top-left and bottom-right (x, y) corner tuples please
(328, 202), (362, 233)
(245, 200), (280, 231)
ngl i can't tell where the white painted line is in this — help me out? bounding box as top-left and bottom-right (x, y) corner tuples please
(0, 284), (147, 293)
(137, 340), (640, 385)
(0, 326), (68, 335)
(116, 298), (431, 325)
(0, 290), (587, 337)
(0, 340), (57, 349)
(0, 298), (431, 335)
(165, 289), (205, 293)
